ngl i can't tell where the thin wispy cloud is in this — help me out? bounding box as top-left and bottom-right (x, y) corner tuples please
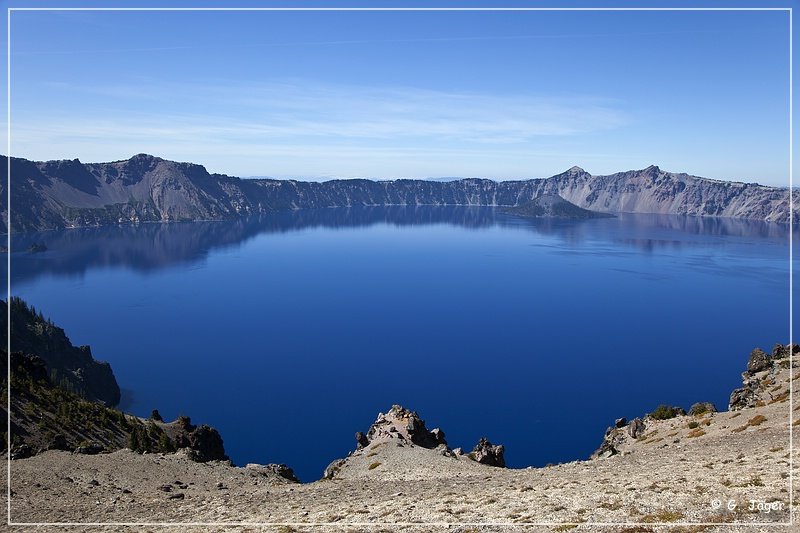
(10, 80), (634, 178)
(16, 80), (629, 147)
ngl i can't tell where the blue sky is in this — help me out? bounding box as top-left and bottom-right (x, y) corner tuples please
(2, 1), (795, 185)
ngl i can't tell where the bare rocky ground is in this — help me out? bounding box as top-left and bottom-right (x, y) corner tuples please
(5, 356), (798, 533)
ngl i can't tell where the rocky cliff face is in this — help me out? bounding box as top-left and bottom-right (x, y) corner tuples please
(3, 349), (229, 462)
(2, 297), (120, 406)
(3, 297), (230, 463)
(1, 155), (794, 232)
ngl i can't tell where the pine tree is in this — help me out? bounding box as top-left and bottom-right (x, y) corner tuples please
(128, 427), (141, 452)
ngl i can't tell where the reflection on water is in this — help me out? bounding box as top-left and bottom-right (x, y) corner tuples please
(8, 207), (794, 285)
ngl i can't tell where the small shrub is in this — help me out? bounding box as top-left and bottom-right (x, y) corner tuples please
(688, 402), (716, 416)
(688, 421), (699, 429)
(649, 405), (683, 420)
(368, 461), (381, 470)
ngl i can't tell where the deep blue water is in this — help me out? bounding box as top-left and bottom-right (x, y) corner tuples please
(6, 207), (797, 481)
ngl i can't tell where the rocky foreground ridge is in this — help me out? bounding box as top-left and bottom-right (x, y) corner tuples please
(2, 154), (795, 232)
(5, 297), (798, 531)
(4, 297), (797, 530)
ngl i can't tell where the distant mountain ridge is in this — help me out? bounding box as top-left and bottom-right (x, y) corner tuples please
(1, 154), (794, 232)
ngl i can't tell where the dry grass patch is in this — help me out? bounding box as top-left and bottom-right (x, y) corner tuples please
(368, 461), (381, 470)
(732, 414), (769, 433)
(687, 428), (706, 438)
(772, 390), (792, 403)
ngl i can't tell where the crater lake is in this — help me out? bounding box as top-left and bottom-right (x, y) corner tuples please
(7, 207), (796, 481)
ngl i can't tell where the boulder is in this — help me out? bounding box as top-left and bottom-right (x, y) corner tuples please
(729, 381), (760, 411)
(747, 348), (771, 374)
(245, 463), (299, 483)
(10, 444), (34, 460)
(592, 427), (627, 459)
(355, 432), (369, 449)
(323, 458), (346, 480)
(771, 343), (799, 360)
(614, 417), (627, 428)
(430, 427), (446, 446)
(171, 421), (227, 463)
(74, 442), (104, 455)
(470, 437), (505, 467)
(435, 443), (455, 458)
(628, 418), (646, 439)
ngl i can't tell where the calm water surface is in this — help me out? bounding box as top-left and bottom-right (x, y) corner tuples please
(7, 207), (796, 480)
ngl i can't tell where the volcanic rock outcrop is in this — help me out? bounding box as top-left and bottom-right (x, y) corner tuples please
(729, 344), (797, 410)
(323, 404), (507, 479)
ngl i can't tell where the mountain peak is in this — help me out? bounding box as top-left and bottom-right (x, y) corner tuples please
(566, 165), (586, 174)
(129, 153), (161, 162)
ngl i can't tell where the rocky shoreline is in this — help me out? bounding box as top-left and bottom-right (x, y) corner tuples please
(7, 341), (796, 530)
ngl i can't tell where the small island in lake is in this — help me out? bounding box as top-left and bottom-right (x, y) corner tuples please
(502, 193), (615, 219)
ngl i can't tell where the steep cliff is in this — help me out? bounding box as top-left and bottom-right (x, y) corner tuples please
(2, 297), (120, 406)
(3, 298), (229, 463)
(1, 154), (794, 232)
